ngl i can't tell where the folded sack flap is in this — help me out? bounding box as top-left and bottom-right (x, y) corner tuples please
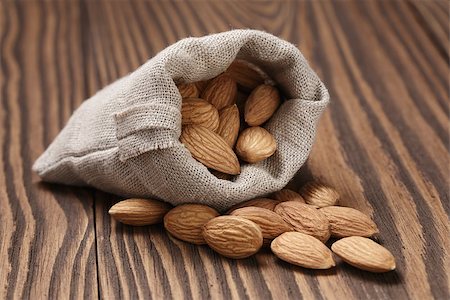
(114, 103), (182, 161)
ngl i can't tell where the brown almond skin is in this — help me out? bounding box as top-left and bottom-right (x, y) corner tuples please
(164, 204), (219, 245)
(235, 127), (277, 163)
(177, 83), (199, 99)
(272, 189), (306, 203)
(181, 98), (219, 131)
(225, 59), (265, 92)
(230, 207), (293, 242)
(180, 125), (240, 175)
(109, 199), (172, 226)
(271, 232), (335, 269)
(194, 80), (210, 94)
(319, 206), (379, 238)
(331, 237), (396, 273)
(217, 104), (240, 147)
(245, 84), (280, 126)
(299, 182), (339, 207)
(226, 198), (281, 214)
(274, 201), (331, 243)
(203, 216), (263, 259)
(202, 74), (237, 110)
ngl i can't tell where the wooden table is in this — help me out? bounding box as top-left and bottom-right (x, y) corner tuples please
(1, 1), (448, 299)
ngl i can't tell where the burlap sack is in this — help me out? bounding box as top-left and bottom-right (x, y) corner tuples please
(33, 29), (329, 211)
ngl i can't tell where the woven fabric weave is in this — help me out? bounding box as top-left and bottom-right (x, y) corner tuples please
(33, 29), (329, 211)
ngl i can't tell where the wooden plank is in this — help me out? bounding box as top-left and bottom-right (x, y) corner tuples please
(0, 1), (97, 298)
(86, 0), (448, 299)
(1, 0), (448, 299)
(305, 2), (448, 299)
(407, 0), (449, 59)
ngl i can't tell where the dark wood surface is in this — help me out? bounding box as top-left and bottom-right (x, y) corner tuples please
(1, 0), (449, 299)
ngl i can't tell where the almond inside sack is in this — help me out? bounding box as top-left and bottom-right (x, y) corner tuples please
(33, 29), (329, 211)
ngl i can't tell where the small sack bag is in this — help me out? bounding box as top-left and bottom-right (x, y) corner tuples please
(33, 29), (329, 211)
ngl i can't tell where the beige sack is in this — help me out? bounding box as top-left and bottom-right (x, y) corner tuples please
(33, 29), (329, 211)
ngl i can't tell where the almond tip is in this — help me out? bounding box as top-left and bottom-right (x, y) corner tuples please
(329, 258), (336, 267)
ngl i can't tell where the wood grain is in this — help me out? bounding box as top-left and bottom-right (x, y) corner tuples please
(0, 1), (97, 299)
(1, 0), (448, 299)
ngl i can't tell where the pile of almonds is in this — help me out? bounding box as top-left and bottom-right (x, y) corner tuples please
(109, 60), (396, 273)
(178, 59), (280, 177)
(109, 182), (396, 273)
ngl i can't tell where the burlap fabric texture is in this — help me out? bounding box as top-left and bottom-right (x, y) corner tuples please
(33, 29), (329, 211)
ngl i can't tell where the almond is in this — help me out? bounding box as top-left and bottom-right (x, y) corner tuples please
(274, 201), (331, 243)
(177, 83), (199, 98)
(195, 80), (210, 94)
(235, 126), (277, 163)
(245, 84), (280, 126)
(109, 198), (172, 226)
(181, 98), (219, 131)
(225, 59), (265, 92)
(299, 182), (339, 207)
(201, 73), (237, 110)
(226, 198), (281, 214)
(230, 207), (293, 243)
(217, 104), (240, 147)
(271, 232), (335, 269)
(319, 206), (379, 238)
(331, 236), (396, 273)
(203, 216), (263, 259)
(272, 189), (306, 203)
(180, 125), (240, 175)
(164, 204), (219, 245)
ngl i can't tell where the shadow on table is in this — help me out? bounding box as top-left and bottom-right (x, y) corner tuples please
(285, 160), (316, 190)
(35, 181), (97, 209)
